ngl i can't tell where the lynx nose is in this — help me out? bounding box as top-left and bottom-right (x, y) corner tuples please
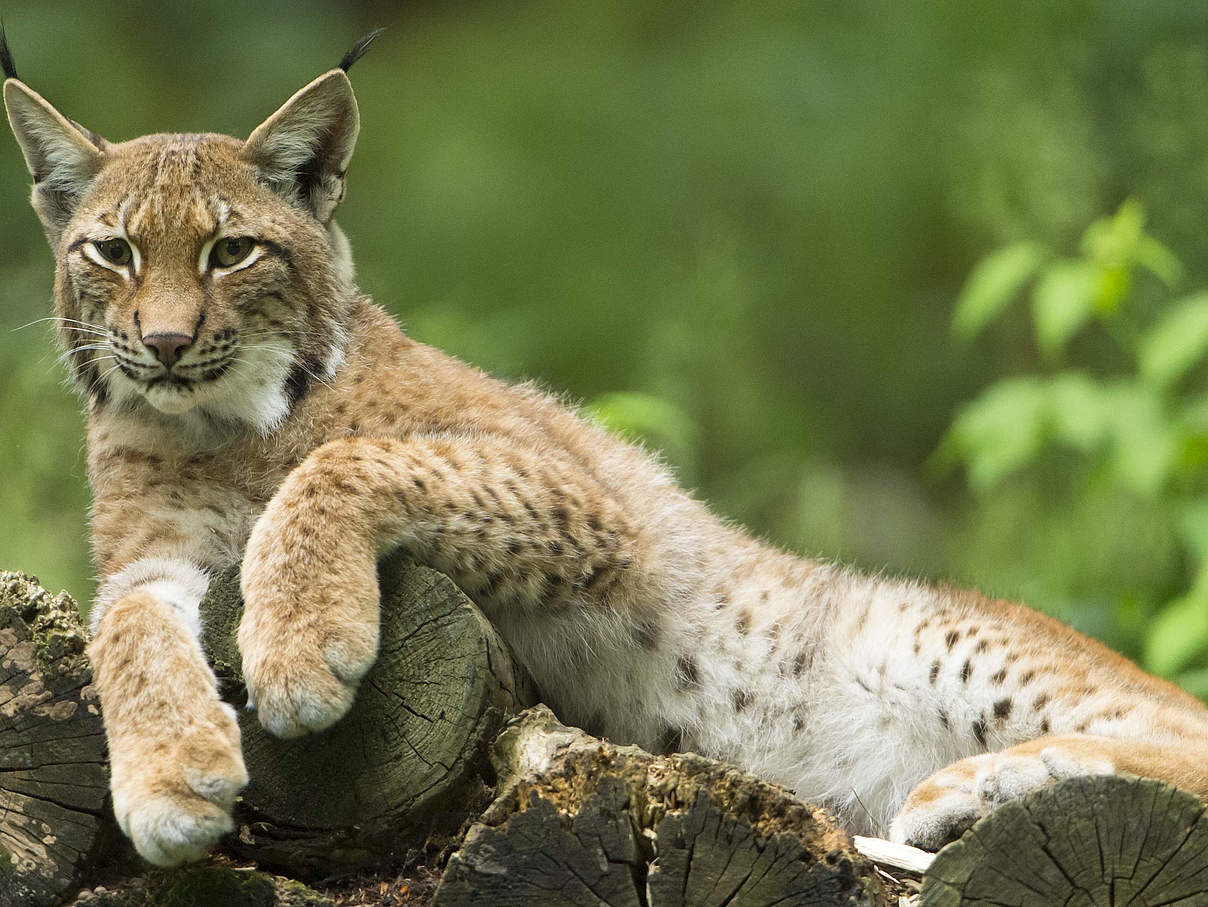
(142, 332), (194, 368)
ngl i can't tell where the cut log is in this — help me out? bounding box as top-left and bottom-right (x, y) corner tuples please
(434, 706), (885, 906)
(199, 552), (538, 874)
(0, 571), (109, 907)
(920, 774), (1208, 905)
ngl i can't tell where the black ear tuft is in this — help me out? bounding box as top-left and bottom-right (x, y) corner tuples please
(0, 22), (19, 81)
(338, 27), (384, 73)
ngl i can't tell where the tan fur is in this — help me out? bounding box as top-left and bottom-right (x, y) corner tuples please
(6, 61), (1208, 866)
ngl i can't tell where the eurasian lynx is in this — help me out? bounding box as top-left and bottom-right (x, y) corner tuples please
(6, 32), (1208, 868)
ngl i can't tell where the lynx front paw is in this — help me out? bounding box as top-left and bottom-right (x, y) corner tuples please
(239, 620), (375, 738)
(239, 542), (380, 738)
(889, 742), (1115, 850)
(110, 703), (248, 867)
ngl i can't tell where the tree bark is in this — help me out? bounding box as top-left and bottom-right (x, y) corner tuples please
(434, 706), (886, 906)
(199, 552), (538, 875)
(0, 571), (109, 907)
(920, 774), (1208, 905)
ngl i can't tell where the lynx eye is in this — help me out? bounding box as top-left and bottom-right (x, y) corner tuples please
(94, 238), (132, 266)
(211, 236), (255, 269)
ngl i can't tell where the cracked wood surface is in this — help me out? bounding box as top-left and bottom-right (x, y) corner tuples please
(920, 774), (1208, 905)
(200, 552), (537, 873)
(0, 571), (108, 907)
(434, 705), (884, 906)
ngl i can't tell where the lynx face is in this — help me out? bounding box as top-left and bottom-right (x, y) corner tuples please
(7, 71), (360, 434)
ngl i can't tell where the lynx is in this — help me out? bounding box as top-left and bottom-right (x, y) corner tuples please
(6, 31), (1208, 869)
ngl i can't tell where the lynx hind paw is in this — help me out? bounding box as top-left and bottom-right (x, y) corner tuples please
(889, 754), (988, 851)
(890, 745), (1116, 851)
(112, 704), (248, 867)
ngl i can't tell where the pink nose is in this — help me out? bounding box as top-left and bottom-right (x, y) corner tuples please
(142, 333), (193, 368)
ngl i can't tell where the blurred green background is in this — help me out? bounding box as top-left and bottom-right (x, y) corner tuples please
(5, 1), (1208, 689)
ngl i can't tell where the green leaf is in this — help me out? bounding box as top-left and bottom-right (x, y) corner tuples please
(1138, 292), (1208, 388)
(941, 377), (1048, 489)
(1144, 589), (1208, 677)
(1081, 198), (1146, 265)
(585, 391), (698, 454)
(1031, 260), (1097, 358)
(1046, 372), (1113, 452)
(951, 242), (1044, 342)
(1136, 236), (1183, 287)
(1105, 382), (1177, 497)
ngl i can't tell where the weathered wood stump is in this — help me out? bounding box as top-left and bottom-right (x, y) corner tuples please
(199, 551), (538, 873)
(920, 774), (1208, 905)
(0, 571), (109, 907)
(434, 706), (885, 906)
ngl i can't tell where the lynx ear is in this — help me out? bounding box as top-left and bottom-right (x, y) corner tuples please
(242, 70), (359, 222)
(4, 79), (107, 244)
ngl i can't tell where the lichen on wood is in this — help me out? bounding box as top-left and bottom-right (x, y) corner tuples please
(0, 571), (109, 907)
(435, 705), (884, 905)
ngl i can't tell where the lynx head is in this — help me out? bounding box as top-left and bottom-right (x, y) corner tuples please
(3, 30), (380, 434)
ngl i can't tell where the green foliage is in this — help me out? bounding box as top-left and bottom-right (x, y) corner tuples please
(5, 1), (1208, 671)
(945, 201), (1208, 689)
(585, 392), (699, 471)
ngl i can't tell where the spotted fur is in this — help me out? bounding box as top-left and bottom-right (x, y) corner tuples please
(6, 49), (1208, 867)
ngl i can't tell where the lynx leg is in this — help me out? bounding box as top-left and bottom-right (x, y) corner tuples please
(238, 496), (380, 739)
(89, 563), (247, 866)
(240, 434), (644, 738)
(889, 734), (1207, 850)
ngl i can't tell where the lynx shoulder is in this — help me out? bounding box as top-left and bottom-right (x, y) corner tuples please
(6, 30), (1208, 867)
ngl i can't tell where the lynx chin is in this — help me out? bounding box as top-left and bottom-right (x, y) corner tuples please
(5, 30), (1208, 868)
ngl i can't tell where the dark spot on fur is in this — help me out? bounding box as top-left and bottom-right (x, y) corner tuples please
(960, 659), (972, 683)
(928, 660), (940, 684)
(992, 698), (1012, 722)
(1040, 718), (1050, 734)
(972, 717), (988, 749)
(732, 689), (754, 712)
(990, 668), (1007, 685)
(974, 639), (990, 654)
(1018, 669), (1035, 685)
(792, 650), (810, 676)
(676, 655), (700, 688)
(1033, 693), (1050, 711)
(937, 707), (949, 729)
(945, 630), (960, 651)
(632, 617), (661, 650)
(736, 610), (751, 635)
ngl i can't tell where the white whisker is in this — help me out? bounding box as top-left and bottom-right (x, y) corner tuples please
(14, 316), (109, 337)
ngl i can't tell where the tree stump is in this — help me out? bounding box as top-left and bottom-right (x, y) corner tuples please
(0, 571), (109, 907)
(199, 551), (537, 874)
(434, 706), (884, 906)
(920, 774), (1208, 905)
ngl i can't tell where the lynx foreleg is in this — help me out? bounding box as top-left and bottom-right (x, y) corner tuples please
(88, 560), (247, 866)
(239, 434), (642, 738)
